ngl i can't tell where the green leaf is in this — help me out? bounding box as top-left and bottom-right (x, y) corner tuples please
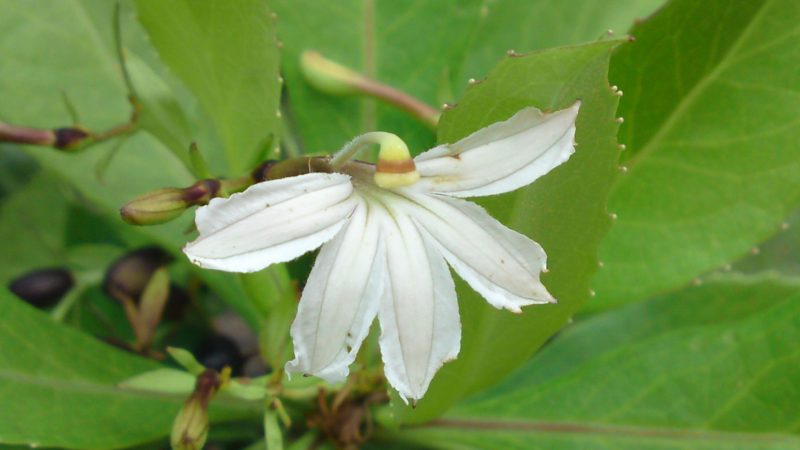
(241, 269), (298, 368)
(125, 51), (194, 168)
(485, 272), (800, 389)
(593, 0), (800, 309)
(118, 368), (195, 394)
(395, 275), (800, 449)
(734, 210), (800, 276)
(271, 0), (662, 154)
(225, 379), (269, 402)
(0, 289), (258, 449)
(399, 40), (623, 422)
(456, 0), (665, 84)
(0, 173), (71, 284)
(168, 347), (206, 376)
(0, 0), (266, 329)
(134, 0), (282, 175)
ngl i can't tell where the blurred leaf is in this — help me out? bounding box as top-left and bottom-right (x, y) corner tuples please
(0, 146), (38, 197)
(734, 209), (800, 276)
(134, 0), (283, 175)
(0, 0), (266, 329)
(241, 269), (297, 368)
(125, 51), (194, 168)
(137, 267), (169, 348)
(400, 40), (623, 422)
(0, 173), (71, 284)
(396, 275), (800, 449)
(119, 368), (195, 394)
(593, 0), (800, 309)
(0, 289), (258, 449)
(271, 0), (663, 154)
(168, 346), (206, 376)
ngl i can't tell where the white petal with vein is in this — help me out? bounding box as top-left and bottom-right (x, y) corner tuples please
(286, 198), (384, 382)
(184, 173), (357, 272)
(415, 101), (579, 197)
(377, 209), (460, 403)
(405, 191), (554, 312)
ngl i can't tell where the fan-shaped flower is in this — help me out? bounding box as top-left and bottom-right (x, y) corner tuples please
(183, 101), (580, 403)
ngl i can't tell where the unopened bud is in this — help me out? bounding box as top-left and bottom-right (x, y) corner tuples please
(0, 122), (92, 151)
(53, 126), (91, 151)
(300, 50), (364, 96)
(104, 247), (173, 303)
(171, 369), (220, 450)
(121, 179), (220, 225)
(9, 267), (74, 309)
(196, 335), (245, 376)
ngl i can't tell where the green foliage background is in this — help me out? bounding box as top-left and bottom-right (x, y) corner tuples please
(0, 0), (798, 449)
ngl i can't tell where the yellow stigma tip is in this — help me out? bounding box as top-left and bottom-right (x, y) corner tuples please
(380, 144), (411, 162)
(374, 171), (420, 188)
(377, 136), (412, 162)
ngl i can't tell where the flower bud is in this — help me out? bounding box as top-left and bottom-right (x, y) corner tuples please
(104, 247), (173, 303)
(53, 126), (91, 151)
(171, 369), (220, 450)
(300, 50), (364, 96)
(8, 267), (74, 309)
(195, 335), (245, 377)
(120, 179), (221, 225)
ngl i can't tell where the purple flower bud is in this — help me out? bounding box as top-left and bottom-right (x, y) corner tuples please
(53, 127), (91, 151)
(120, 179), (221, 226)
(103, 247), (173, 303)
(9, 267), (74, 309)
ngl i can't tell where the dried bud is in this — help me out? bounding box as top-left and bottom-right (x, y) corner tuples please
(120, 179), (220, 225)
(53, 126), (91, 151)
(250, 159), (279, 183)
(196, 335), (245, 377)
(9, 268), (74, 309)
(171, 369), (221, 450)
(300, 50), (364, 96)
(103, 247), (173, 303)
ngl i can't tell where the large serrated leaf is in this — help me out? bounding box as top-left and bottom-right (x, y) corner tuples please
(593, 0), (800, 309)
(398, 40), (623, 422)
(0, 289), (258, 449)
(394, 274), (800, 449)
(271, 0), (663, 155)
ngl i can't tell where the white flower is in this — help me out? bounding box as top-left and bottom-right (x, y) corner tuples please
(183, 102), (580, 403)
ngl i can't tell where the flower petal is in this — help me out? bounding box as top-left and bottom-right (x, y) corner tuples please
(405, 191), (554, 312)
(414, 101), (580, 197)
(184, 173), (357, 272)
(285, 198), (384, 382)
(377, 209), (460, 403)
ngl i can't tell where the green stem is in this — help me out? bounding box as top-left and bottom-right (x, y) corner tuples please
(50, 285), (85, 322)
(50, 270), (101, 322)
(330, 131), (403, 168)
(264, 405), (283, 450)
